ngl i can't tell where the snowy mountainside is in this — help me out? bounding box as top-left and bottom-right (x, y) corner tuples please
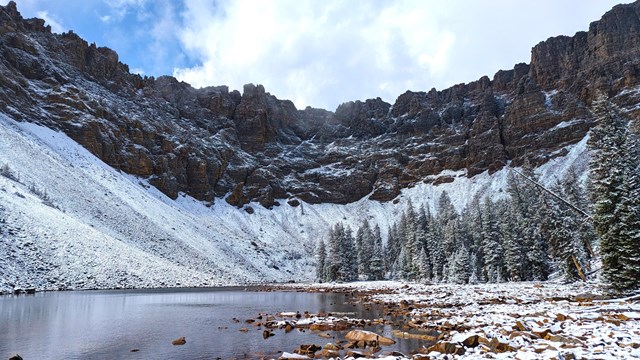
(0, 114), (312, 292)
(0, 112), (590, 293)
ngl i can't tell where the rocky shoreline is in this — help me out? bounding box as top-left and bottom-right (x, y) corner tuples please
(3, 282), (638, 359)
(258, 281), (640, 359)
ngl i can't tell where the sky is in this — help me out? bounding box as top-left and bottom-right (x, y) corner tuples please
(13, 0), (628, 111)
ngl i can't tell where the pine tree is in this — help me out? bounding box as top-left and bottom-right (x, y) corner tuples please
(502, 201), (525, 281)
(325, 224), (341, 282)
(505, 161), (552, 281)
(561, 167), (596, 266)
(355, 220), (373, 279)
(369, 225), (385, 280)
(547, 182), (589, 281)
(428, 219), (445, 282)
(448, 245), (470, 284)
(315, 239), (327, 282)
(416, 245), (432, 281)
(340, 226), (358, 281)
(325, 223), (358, 282)
(481, 198), (504, 282)
(618, 129), (640, 291)
(466, 196), (486, 282)
(355, 224), (364, 275)
(589, 94), (640, 294)
(437, 191), (458, 258)
(402, 201), (420, 280)
(385, 224), (400, 273)
(415, 205), (434, 281)
(391, 246), (408, 280)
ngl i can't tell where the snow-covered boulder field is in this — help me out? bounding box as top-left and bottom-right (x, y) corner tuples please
(276, 281), (640, 359)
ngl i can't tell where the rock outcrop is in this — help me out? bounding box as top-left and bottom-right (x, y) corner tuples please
(1, 1), (640, 207)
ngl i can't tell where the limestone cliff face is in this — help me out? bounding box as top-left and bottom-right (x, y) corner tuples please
(1, 1), (640, 209)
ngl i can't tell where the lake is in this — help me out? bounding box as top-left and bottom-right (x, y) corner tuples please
(0, 287), (420, 359)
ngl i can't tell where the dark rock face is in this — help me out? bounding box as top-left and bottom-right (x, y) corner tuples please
(2, 1), (640, 207)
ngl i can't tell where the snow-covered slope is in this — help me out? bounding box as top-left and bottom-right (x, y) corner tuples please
(0, 113), (591, 293)
(0, 114), (314, 292)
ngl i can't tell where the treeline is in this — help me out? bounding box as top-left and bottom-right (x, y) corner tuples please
(316, 95), (640, 295)
(316, 165), (594, 286)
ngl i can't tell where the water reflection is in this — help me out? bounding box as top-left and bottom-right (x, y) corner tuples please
(0, 288), (421, 359)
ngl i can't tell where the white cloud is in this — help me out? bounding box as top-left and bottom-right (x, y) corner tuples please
(170, 0), (623, 110)
(99, 0), (147, 23)
(36, 11), (65, 33)
(173, 0), (457, 110)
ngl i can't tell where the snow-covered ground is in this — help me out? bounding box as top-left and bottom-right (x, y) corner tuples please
(0, 113), (590, 293)
(276, 281), (640, 359)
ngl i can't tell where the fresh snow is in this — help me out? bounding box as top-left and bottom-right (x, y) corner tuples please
(279, 281), (640, 360)
(0, 113), (592, 292)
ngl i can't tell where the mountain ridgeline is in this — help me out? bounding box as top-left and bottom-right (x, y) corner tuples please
(2, 1), (640, 210)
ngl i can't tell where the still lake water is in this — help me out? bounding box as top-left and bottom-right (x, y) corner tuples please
(1, 287), (419, 359)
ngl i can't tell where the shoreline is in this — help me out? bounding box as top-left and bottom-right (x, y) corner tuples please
(3, 281), (638, 359)
(261, 281), (640, 359)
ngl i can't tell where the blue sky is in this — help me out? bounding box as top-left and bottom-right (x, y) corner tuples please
(15, 0), (194, 76)
(13, 0), (627, 110)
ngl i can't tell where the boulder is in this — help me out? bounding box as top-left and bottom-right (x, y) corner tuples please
(345, 350), (366, 358)
(293, 344), (321, 356)
(171, 336), (186, 346)
(319, 349), (340, 358)
(479, 337), (516, 353)
(323, 343), (342, 351)
(345, 329), (396, 346)
(425, 342), (465, 355)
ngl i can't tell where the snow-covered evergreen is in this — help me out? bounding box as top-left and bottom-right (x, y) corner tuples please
(329, 152), (610, 286)
(315, 239), (326, 282)
(588, 94), (640, 295)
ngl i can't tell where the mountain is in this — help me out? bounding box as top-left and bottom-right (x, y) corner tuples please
(0, 1), (639, 292)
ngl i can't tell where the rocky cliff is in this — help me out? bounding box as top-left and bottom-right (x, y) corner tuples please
(1, 1), (640, 210)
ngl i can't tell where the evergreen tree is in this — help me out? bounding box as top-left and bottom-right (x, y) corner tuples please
(466, 196), (486, 282)
(369, 225), (385, 280)
(355, 220), (373, 279)
(325, 224), (341, 281)
(505, 161), (552, 281)
(416, 245), (432, 281)
(315, 239), (327, 282)
(384, 224), (400, 274)
(481, 198), (504, 282)
(341, 226), (358, 281)
(437, 191), (458, 258)
(618, 129), (640, 291)
(428, 219), (445, 282)
(448, 245), (470, 284)
(589, 94), (640, 294)
(402, 201), (420, 280)
(502, 201), (525, 281)
(391, 246), (409, 280)
(415, 205), (434, 281)
(561, 167), (596, 266)
(547, 182), (589, 281)
(325, 223), (358, 282)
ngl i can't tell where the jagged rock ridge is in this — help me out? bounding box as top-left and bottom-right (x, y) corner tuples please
(1, 1), (640, 209)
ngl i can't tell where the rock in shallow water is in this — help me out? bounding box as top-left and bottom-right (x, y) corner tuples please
(171, 336), (186, 346)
